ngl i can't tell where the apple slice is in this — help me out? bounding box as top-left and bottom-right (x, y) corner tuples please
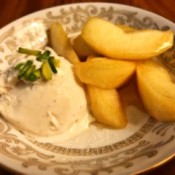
(82, 17), (174, 60)
(72, 24), (134, 59)
(137, 60), (175, 121)
(74, 57), (136, 89)
(87, 85), (127, 128)
(72, 35), (98, 59)
(49, 22), (79, 64)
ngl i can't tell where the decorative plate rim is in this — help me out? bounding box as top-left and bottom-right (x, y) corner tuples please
(0, 2), (174, 175)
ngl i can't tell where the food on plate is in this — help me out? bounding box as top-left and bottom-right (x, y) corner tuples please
(16, 48), (60, 81)
(137, 60), (175, 121)
(82, 17), (174, 60)
(0, 16), (174, 138)
(49, 22), (128, 128)
(72, 35), (98, 59)
(72, 24), (134, 59)
(0, 48), (92, 136)
(64, 17), (175, 126)
(87, 85), (127, 128)
(49, 22), (79, 64)
(74, 57), (136, 89)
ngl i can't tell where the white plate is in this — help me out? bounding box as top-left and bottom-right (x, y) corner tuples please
(0, 3), (174, 175)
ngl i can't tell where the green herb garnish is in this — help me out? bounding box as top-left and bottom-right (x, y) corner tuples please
(36, 50), (51, 62)
(24, 65), (36, 80)
(28, 69), (41, 81)
(18, 47), (41, 56)
(42, 61), (52, 80)
(48, 57), (57, 74)
(14, 63), (24, 70)
(18, 60), (33, 79)
(15, 47), (60, 82)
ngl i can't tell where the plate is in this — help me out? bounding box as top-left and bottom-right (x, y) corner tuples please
(0, 3), (175, 175)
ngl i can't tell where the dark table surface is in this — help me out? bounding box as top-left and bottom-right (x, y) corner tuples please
(0, 0), (174, 175)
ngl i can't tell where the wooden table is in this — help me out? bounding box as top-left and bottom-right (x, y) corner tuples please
(0, 0), (174, 175)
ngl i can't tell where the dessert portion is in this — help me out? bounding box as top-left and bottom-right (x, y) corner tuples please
(0, 48), (92, 136)
(0, 16), (174, 139)
(70, 17), (175, 125)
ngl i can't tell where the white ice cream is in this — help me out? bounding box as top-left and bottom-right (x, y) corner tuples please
(0, 48), (92, 137)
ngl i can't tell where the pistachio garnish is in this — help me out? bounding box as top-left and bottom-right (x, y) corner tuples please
(15, 47), (60, 82)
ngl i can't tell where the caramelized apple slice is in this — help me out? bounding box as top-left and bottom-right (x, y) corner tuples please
(82, 17), (174, 60)
(74, 57), (136, 89)
(87, 85), (127, 128)
(137, 60), (175, 121)
(49, 22), (79, 64)
(72, 24), (135, 59)
(72, 35), (97, 59)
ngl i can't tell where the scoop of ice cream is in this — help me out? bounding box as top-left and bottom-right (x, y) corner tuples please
(0, 48), (91, 136)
